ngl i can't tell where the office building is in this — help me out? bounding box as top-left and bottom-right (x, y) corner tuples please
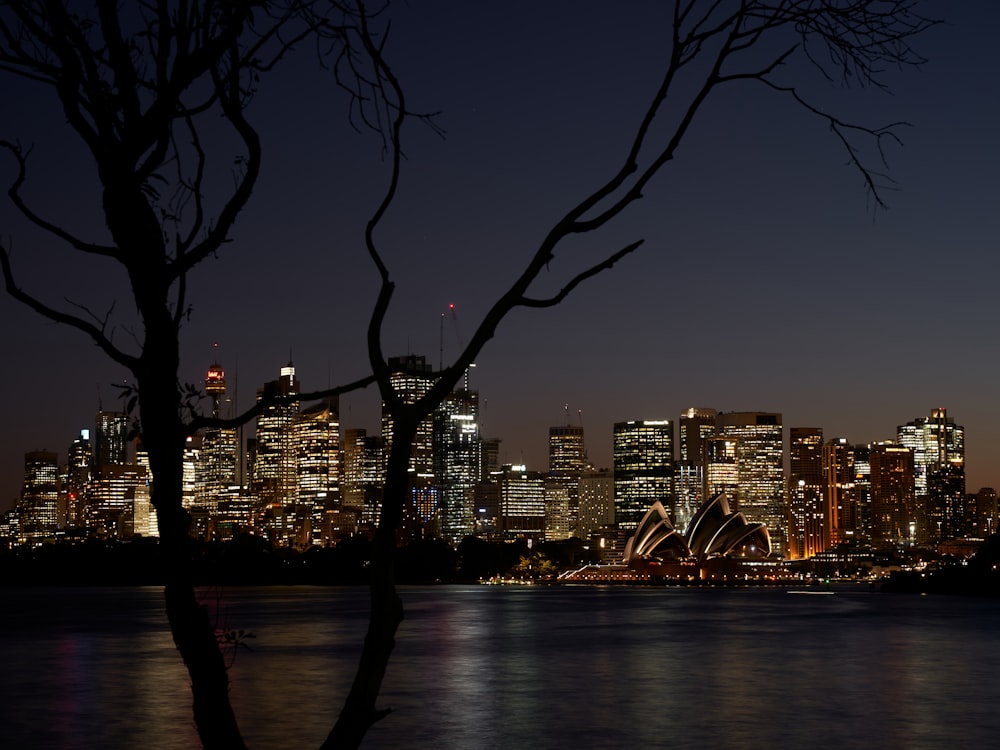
(822, 437), (857, 546)
(613, 420), (674, 529)
(434, 387), (481, 543)
(869, 442), (916, 546)
(716, 411), (785, 555)
(789, 427), (823, 559)
(381, 355), (435, 479)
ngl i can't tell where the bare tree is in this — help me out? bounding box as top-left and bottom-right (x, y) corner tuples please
(324, 1), (935, 745)
(0, 2), (374, 747)
(1, 0), (934, 748)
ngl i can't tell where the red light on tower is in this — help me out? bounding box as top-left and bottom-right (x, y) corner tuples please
(205, 363), (226, 396)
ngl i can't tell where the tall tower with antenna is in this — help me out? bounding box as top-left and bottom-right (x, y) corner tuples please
(197, 346), (238, 518)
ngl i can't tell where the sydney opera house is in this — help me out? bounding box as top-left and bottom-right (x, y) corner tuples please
(563, 492), (779, 582)
(624, 492), (771, 564)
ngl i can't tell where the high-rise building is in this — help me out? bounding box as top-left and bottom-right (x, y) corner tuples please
(434, 388), (481, 543)
(716, 411), (785, 555)
(94, 410), (128, 467)
(498, 464), (546, 538)
(480, 437), (502, 482)
(548, 421), (588, 537)
(197, 361), (238, 514)
(295, 398), (341, 543)
(822, 438), (857, 546)
(577, 469), (614, 537)
(789, 427), (823, 559)
(852, 443), (872, 541)
(88, 462), (151, 537)
(19, 451), (59, 540)
(973, 487), (998, 538)
(612, 420), (674, 529)
(252, 362), (301, 544)
(675, 408), (718, 530)
(704, 436), (739, 502)
(382, 355), (435, 479)
(897, 408), (966, 541)
(869, 442), (916, 547)
(679, 407), (718, 465)
(544, 481), (573, 541)
(66, 430), (92, 527)
(341, 428), (384, 528)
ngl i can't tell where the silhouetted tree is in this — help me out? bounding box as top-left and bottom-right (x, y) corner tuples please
(0, 3), (379, 747)
(1, 1), (935, 748)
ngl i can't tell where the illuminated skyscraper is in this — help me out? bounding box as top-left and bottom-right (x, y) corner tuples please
(675, 407), (717, 529)
(252, 362), (301, 543)
(381, 355), (434, 479)
(87, 463), (151, 537)
(94, 410), (128, 467)
(897, 408), (965, 541)
(822, 438), (857, 546)
(548, 421), (588, 537)
(341, 428), (384, 528)
(869, 442), (916, 546)
(704, 437), (738, 501)
(577, 469), (614, 537)
(295, 398), (341, 544)
(716, 412), (785, 555)
(544, 481), (573, 541)
(434, 387), (481, 543)
(613, 420), (674, 529)
(197, 361), (238, 513)
(498, 464), (545, 538)
(18, 451), (59, 540)
(66, 430), (92, 527)
(788, 427), (823, 559)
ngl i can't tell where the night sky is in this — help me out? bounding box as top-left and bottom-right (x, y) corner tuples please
(2, 2), (998, 513)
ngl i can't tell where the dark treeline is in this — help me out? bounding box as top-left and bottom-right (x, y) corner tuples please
(0, 535), (600, 587)
(882, 534), (1000, 596)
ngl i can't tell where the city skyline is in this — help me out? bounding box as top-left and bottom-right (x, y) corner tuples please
(1, 354), (986, 523)
(2, 3), (998, 510)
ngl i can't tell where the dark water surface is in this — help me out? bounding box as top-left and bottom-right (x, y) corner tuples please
(2, 585), (998, 748)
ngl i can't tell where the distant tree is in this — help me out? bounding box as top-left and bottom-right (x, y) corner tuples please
(1, 1), (935, 749)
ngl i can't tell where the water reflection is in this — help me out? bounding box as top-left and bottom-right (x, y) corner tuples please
(2, 586), (999, 749)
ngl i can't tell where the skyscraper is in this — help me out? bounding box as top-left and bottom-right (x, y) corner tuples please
(197, 361), (238, 513)
(295, 398), (341, 543)
(66, 430), (92, 527)
(381, 355), (434, 479)
(788, 427), (823, 558)
(869, 442), (916, 546)
(897, 408), (966, 540)
(704, 436), (739, 502)
(434, 387), (481, 543)
(18, 451), (59, 540)
(341, 428), (384, 528)
(676, 407), (717, 529)
(498, 464), (546, 538)
(577, 469), (614, 537)
(822, 437), (857, 546)
(548, 421), (588, 537)
(716, 412), (785, 555)
(94, 410), (128, 467)
(612, 420), (674, 529)
(252, 362), (301, 544)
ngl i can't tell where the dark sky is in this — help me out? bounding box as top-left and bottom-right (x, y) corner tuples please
(2, 2), (998, 513)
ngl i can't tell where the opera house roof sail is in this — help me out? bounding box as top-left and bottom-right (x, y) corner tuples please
(623, 493), (771, 565)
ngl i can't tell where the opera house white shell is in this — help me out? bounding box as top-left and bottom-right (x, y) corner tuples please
(623, 493), (771, 564)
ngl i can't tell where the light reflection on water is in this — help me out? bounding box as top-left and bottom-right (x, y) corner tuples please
(2, 586), (999, 749)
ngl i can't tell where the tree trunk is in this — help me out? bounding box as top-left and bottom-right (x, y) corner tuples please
(140, 332), (247, 750)
(322, 416), (416, 748)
